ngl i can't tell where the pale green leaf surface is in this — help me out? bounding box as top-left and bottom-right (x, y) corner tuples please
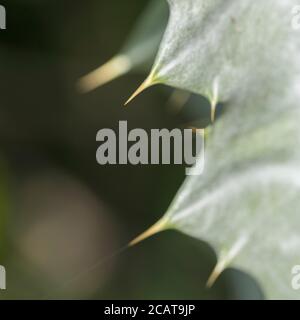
(143, 0), (300, 299)
(121, 0), (169, 70)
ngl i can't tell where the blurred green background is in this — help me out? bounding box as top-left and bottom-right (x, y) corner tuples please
(0, 0), (262, 299)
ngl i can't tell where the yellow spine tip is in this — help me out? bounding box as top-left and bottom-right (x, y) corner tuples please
(124, 73), (156, 106)
(210, 77), (219, 123)
(207, 237), (247, 288)
(206, 259), (226, 288)
(129, 217), (169, 247)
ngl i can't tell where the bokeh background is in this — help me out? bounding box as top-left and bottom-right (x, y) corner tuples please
(0, 0), (262, 299)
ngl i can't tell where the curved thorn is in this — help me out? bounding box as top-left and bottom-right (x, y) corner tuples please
(129, 217), (170, 247)
(207, 235), (248, 288)
(124, 73), (156, 106)
(78, 54), (132, 93)
(206, 259), (227, 288)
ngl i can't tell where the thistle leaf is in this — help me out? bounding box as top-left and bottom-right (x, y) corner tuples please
(132, 0), (300, 299)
